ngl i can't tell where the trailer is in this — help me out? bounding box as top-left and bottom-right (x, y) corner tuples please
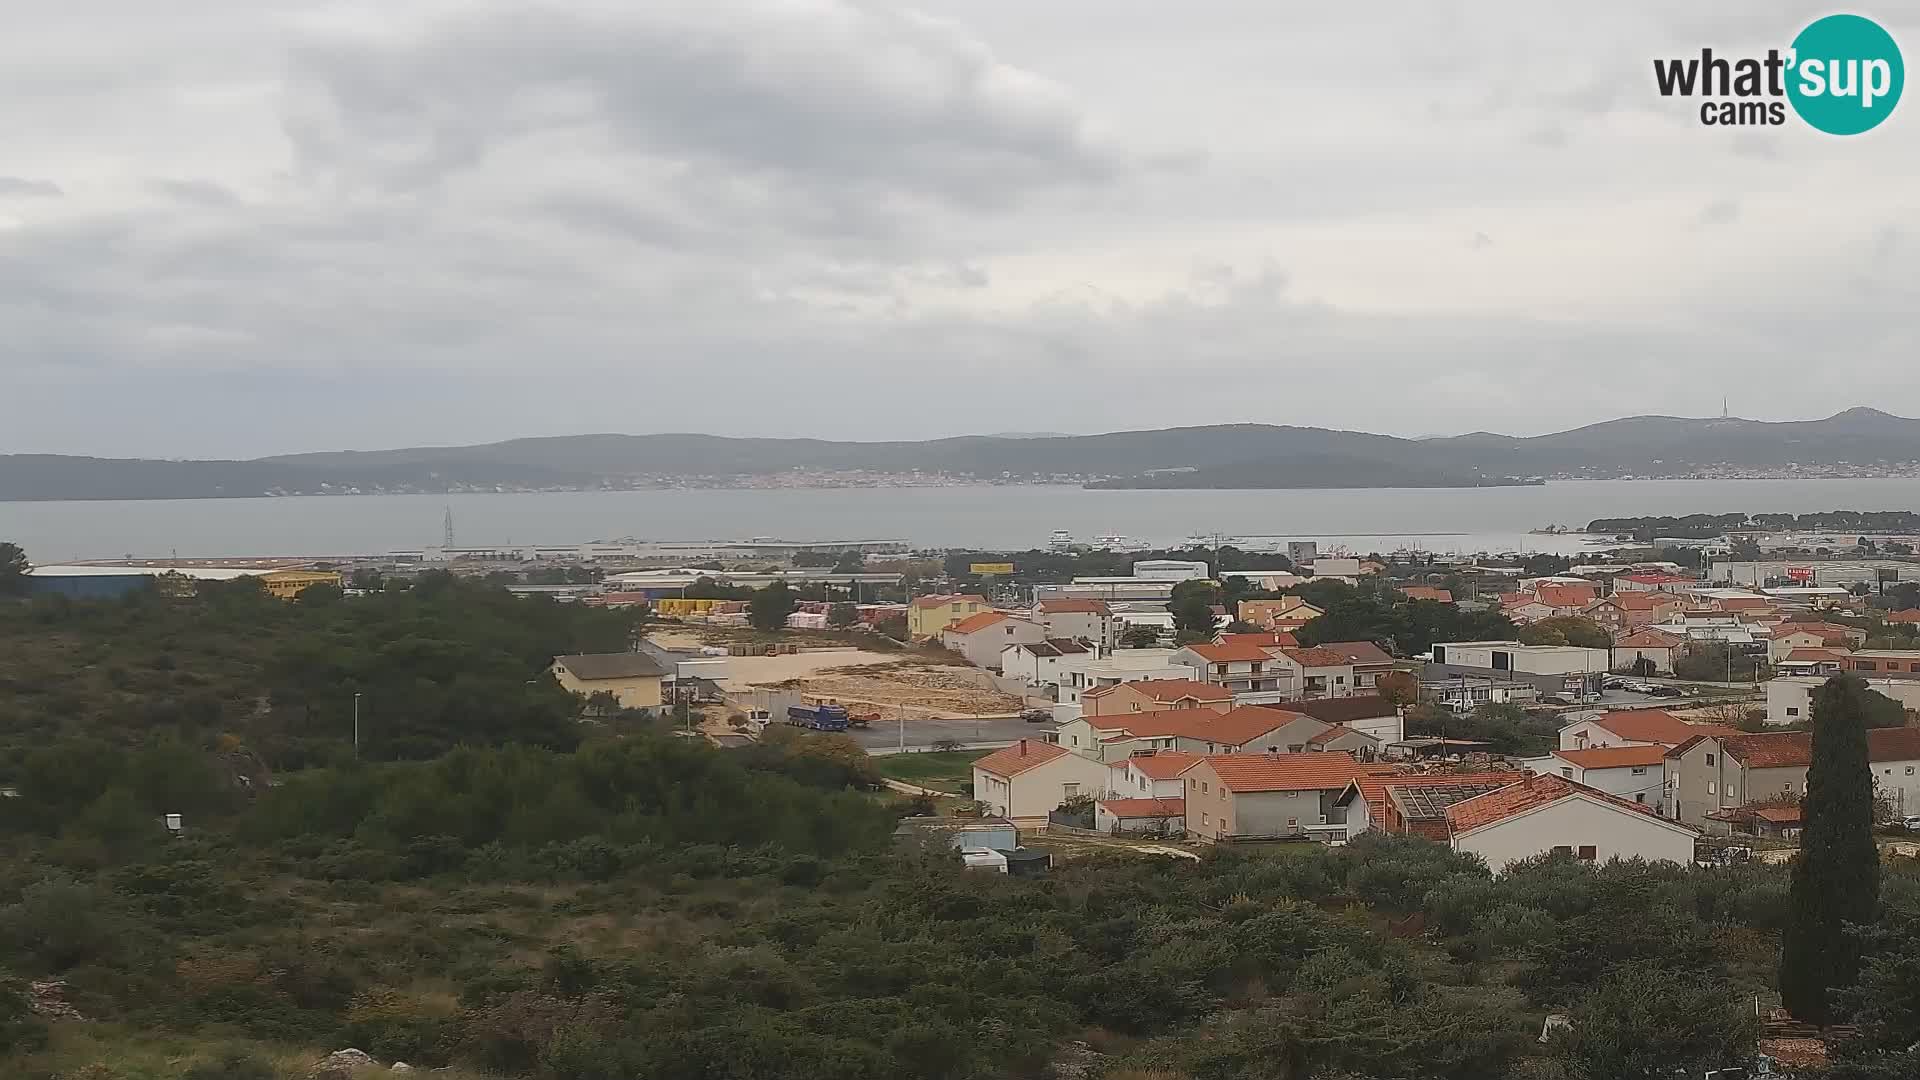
(786, 702), (851, 731)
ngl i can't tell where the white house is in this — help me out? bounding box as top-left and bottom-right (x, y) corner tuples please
(1523, 745), (1669, 812)
(1057, 649), (1199, 704)
(1444, 773), (1699, 873)
(1094, 797), (1186, 835)
(971, 740), (1115, 824)
(1557, 709), (1736, 751)
(999, 638), (1092, 687)
(1106, 749), (1204, 800)
(1610, 628), (1687, 675)
(941, 612), (1046, 670)
(1031, 598), (1117, 650)
(1056, 706), (1331, 762)
(1430, 641), (1611, 676)
(1767, 675), (1920, 726)
(1869, 728), (1920, 816)
(1290, 695), (1406, 744)
(1173, 641), (1292, 696)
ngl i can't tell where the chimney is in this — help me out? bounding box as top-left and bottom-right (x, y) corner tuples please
(1019, 739), (1028, 757)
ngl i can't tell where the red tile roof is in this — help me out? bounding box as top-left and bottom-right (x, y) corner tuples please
(1313, 640), (1395, 666)
(1869, 726), (1920, 762)
(1399, 586), (1454, 603)
(1184, 641), (1279, 663)
(1445, 772), (1666, 834)
(1096, 796), (1184, 818)
(1782, 648), (1847, 663)
(1721, 732), (1812, 769)
(1552, 745), (1669, 769)
(1307, 724), (1365, 746)
(1619, 591), (1680, 609)
(944, 611), (1010, 635)
(973, 739), (1072, 778)
(1096, 706), (1304, 746)
(1193, 752), (1360, 793)
(1118, 750), (1204, 779)
(1037, 599), (1112, 615)
(1083, 678), (1231, 703)
(1280, 646), (1351, 667)
(1345, 770), (1520, 831)
(1534, 584), (1599, 608)
(1887, 609), (1920, 624)
(1590, 709), (1738, 746)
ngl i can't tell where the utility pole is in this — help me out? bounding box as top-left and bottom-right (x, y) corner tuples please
(352, 692), (362, 757)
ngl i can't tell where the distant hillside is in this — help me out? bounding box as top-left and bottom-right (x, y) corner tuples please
(1085, 454), (1535, 490)
(4, 408), (1919, 500)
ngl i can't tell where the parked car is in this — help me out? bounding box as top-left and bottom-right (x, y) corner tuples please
(1902, 815), (1920, 830)
(1020, 708), (1052, 724)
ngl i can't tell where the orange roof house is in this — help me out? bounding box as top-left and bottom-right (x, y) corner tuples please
(1081, 678), (1233, 717)
(1180, 752), (1365, 843)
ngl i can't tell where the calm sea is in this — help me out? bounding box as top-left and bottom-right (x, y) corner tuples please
(4, 478), (1919, 562)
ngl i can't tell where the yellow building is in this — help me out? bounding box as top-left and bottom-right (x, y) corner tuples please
(259, 569), (344, 600)
(550, 653), (668, 710)
(906, 593), (991, 640)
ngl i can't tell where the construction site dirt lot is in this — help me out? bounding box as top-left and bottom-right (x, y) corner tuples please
(644, 629), (1016, 720)
(763, 660), (1023, 721)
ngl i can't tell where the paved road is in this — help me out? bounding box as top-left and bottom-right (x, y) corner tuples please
(850, 716), (1048, 753)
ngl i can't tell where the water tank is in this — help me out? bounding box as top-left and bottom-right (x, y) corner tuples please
(959, 849), (1009, 873)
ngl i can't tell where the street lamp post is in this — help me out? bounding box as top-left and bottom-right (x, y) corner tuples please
(352, 692), (362, 757)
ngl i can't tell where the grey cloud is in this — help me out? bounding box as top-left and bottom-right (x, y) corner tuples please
(0, 176), (62, 197)
(2, 1), (1919, 457)
(1697, 199), (1740, 226)
(282, 2), (1125, 207)
(150, 178), (242, 206)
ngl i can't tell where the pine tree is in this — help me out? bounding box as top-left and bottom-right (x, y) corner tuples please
(1779, 674), (1881, 1023)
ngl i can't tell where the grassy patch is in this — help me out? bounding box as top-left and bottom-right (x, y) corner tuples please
(876, 750), (988, 793)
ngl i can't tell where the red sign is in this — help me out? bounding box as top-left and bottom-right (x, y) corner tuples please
(1787, 566), (1814, 582)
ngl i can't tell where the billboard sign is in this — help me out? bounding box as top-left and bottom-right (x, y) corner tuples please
(1787, 566), (1814, 582)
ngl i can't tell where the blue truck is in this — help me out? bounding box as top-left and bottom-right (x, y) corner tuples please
(787, 702), (851, 731)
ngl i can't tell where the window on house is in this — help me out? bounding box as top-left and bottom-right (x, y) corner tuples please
(1578, 845), (1597, 861)
(1705, 753), (1715, 766)
(1858, 660), (1877, 671)
(1552, 845), (1572, 855)
(1560, 767), (1573, 779)
(1201, 812), (1209, 826)
(1287, 818), (1297, 828)
(1635, 793), (1646, 803)
(1219, 789), (1226, 801)
(1631, 766), (1647, 775)
(1201, 782), (1209, 793)
(1063, 784), (1080, 797)
(1787, 707), (1800, 716)
(1707, 781), (1717, 795)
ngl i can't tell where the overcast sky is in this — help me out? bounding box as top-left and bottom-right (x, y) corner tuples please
(4, 0), (1916, 457)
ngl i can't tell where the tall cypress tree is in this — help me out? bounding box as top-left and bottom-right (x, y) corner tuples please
(1779, 674), (1881, 1023)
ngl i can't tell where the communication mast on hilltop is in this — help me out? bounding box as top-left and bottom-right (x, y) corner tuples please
(443, 507), (456, 549)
